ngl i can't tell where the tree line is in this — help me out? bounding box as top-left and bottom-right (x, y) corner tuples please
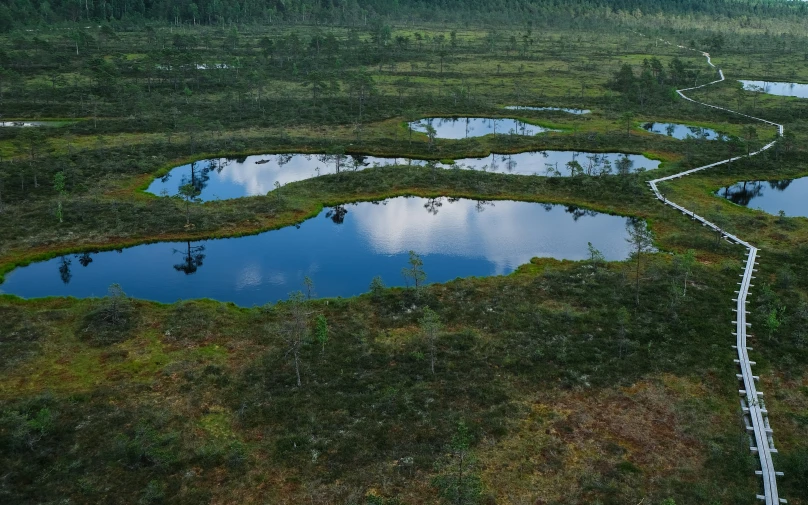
(1, 0), (807, 30)
(607, 56), (703, 109)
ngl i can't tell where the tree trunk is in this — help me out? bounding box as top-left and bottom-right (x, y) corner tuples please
(294, 349), (302, 387)
(635, 248), (641, 306)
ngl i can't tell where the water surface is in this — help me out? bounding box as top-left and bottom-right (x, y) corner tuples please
(716, 177), (808, 217)
(156, 64), (230, 70)
(147, 154), (434, 200)
(148, 151), (660, 201)
(740, 80), (808, 98)
(641, 122), (722, 140)
(0, 121), (59, 127)
(448, 151), (658, 177)
(0, 198), (638, 306)
(409, 117), (554, 139)
(504, 106), (590, 114)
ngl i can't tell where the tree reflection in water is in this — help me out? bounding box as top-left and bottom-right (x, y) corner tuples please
(173, 241), (206, 275)
(404, 197), (595, 218)
(720, 181), (765, 206)
(58, 256), (72, 284)
(349, 154), (369, 171)
(424, 198), (443, 215)
(57, 252), (98, 283)
(718, 179), (793, 207)
(769, 180), (793, 191)
(184, 161), (215, 195)
(77, 252), (94, 267)
(475, 200), (493, 213)
(326, 205), (348, 224)
(565, 205), (598, 221)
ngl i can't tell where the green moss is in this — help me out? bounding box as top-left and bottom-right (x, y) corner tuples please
(199, 411), (236, 440)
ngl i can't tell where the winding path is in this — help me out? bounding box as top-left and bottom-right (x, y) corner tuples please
(647, 41), (785, 504)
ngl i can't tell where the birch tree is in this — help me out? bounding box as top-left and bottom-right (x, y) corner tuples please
(280, 292), (310, 387)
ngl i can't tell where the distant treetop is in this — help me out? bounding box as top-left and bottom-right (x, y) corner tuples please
(0, 0), (805, 30)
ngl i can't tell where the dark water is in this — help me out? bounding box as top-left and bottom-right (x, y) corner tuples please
(408, 117), (554, 138)
(504, 106), (590, 114)
(740, 80), (808, 99)
(147, 151), (660, 201)
(0, 198), (639, 306)
(641, 122), (722, 140)
(716, 177), (808, 217)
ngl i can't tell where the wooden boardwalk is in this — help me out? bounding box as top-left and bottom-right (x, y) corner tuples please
(647, 40), (785, 505)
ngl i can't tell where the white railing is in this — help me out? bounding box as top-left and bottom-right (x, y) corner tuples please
(646, 39), (785, 505)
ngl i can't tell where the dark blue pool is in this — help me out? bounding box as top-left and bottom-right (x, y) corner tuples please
(0, 198), (639, 306)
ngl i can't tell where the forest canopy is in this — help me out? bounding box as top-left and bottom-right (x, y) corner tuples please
(1, 0), (807, 30)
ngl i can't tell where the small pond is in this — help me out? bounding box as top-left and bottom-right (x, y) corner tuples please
(147, 154), (431, 201)
(504, 106), (590, 114)
(716, 177), (808, 217)
(641, 122), (722, 140)
(0, 121), (58, 127)
(0, 197), (639, 306)
(740, 80), (808, 99)
(156, 64), (230, 70)
(148, 151), (660, 201)
(409, 117), (554, 139)
(448, 151), (658, 177)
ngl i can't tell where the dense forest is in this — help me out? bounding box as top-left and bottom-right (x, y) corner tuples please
(1, 0), (807, 29)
